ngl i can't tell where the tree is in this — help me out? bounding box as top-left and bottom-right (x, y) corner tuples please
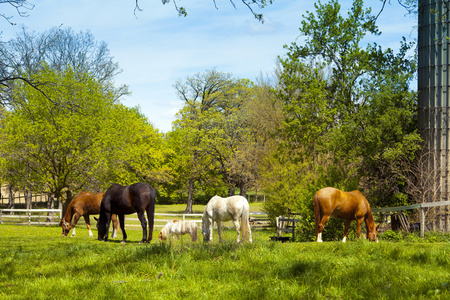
(274, 0), (420, 220)
(1, 0), (273, 23)
(0, 65), (167, 211)
(0, 66), (116, 203)
(0, 0), (34, 24)
(98, 104), (170, 191)
(173, 69), (256, 212)
(139, 0), (273, 22)
(1, 27), (128, 107)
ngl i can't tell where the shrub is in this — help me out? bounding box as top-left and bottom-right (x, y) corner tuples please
(381, 229), (403, 241)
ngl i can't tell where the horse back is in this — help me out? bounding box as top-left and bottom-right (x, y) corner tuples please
(315, 187), (369, 220)
(206, 195), (246, 222)
(103, 182), (155, 215)
(68, 191), (104, 216)
(314, 187), (341, 215)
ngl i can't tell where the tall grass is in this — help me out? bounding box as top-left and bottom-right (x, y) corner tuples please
(1, 224), (450, 299)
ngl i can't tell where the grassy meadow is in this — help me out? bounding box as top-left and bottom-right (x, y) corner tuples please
(1, 203), (450, 299)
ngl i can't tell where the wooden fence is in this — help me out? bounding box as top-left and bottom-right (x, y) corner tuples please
(372, 200), (450, 238)
(0, 208), (270, 230)
(0, 209), (62, 225)
(3, 200), (449, 239)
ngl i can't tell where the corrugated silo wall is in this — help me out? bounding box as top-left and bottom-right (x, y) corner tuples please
(418, 0), (450, 231)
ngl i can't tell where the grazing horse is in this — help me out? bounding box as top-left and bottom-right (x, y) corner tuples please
(60, 191), (119, 238)
(202, 195), (252, 243)
(314, 187), (379, 242)
(158, 220), (198, 242)
(97, 182), (156, 243)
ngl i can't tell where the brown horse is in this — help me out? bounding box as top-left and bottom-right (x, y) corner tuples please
(314, 187), (379, 242)
(60, 191), (119, 238)
(97, 182), (156, 243)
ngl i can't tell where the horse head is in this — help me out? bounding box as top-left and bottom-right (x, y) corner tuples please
(201, 213), (211, 242)
(94, 215), (108, 241)
(60, 219), (71, 236)
(367, 224), (380, 242)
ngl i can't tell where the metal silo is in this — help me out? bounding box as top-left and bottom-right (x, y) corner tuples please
(418, 0), (450, 231)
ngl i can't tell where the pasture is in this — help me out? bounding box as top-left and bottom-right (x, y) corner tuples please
(1, 223), (450, 299)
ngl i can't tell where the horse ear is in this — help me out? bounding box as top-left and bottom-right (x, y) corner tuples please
(93, 217), (98, 221)
(376, 224), (381, 231)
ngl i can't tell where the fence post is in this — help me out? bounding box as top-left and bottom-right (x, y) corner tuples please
(292, 220), (296, 241)
(420, 205), (425, 239)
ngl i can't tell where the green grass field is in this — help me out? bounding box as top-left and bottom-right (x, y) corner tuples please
(1, 217), (450, 300)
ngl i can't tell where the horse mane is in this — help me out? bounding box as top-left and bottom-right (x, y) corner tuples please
(63, 200), (76, 224)
(365, 206), (376, 232)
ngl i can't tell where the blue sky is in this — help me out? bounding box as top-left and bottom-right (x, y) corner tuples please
(2, 0), (417, 132)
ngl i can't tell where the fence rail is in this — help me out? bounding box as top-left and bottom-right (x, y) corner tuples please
(372, 200), (450, 238)
(0, 209), (270, 229)
(0, 209), (62, 226)
(126, 213), (270, 229)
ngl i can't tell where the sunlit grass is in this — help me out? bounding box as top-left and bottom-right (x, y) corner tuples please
(1, 224), (450, 299)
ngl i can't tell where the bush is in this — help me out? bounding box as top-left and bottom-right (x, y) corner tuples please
(381, 229), (403, 241)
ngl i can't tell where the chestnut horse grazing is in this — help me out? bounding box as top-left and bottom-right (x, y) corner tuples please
(60, 191), (119, 238)
(314, 187), (379, 242)
(202, 195), (252, 243)
(97, 182), (156, 243)
(158, 220), (198, 242)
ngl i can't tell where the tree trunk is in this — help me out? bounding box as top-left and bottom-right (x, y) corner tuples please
(25, 190), (32, 210)
(228, 185), (236, 196)
(8, 185), (15, 214)
(239, 182), (247, 198)
(184, 178), (194, 214)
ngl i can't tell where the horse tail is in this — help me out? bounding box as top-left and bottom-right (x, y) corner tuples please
(241, 199), (250, 242)
(314, 192), (321, 239)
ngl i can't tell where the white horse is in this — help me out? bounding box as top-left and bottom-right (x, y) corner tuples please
(158, 220), (198, 242)
(202, 195), (252, 243)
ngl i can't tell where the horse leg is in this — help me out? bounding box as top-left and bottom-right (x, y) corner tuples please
(119, 214), (127, 243)
(217, 221), (222, 242)
(355, 217), (364, 239)
(71, 213), (81, 237)
(316, 214), (330, 242)
(232, 219), (241, 243)
(137, 211), (148, 243)
(208, 218), (214, 242)
(111, 214), (118, 239)
(342, 219), (352, 242)
(84, 215), (93, 238)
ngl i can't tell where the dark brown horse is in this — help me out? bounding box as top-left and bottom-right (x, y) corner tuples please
(60, 191), (119, 238)
(314, 187), (379, 242)
(97, 182), (156, 243)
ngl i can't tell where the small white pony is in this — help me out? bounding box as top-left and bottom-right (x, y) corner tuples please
(202, 195), (252, 243)
(158, 220), (198, 242)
